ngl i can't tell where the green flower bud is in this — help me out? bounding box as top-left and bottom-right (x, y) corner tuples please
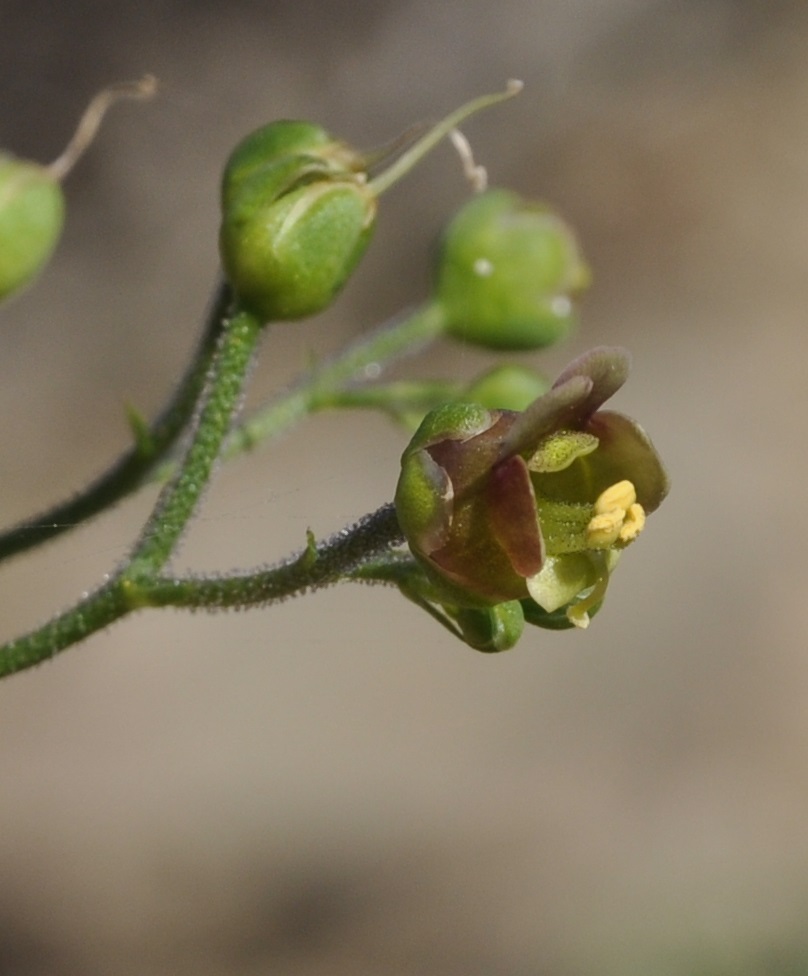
(0, 76), (155, 305)
(219, 120), (377, 322)
(395, 347), (669, 629)
(434, 189), (590, 351)
(0, 155), (64, 301)
(463, 364), (549, 412)
(453, 600), (525, 652)
(218, 82), (526, 323)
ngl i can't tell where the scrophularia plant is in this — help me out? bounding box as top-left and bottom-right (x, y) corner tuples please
(0, 76), (668, 677)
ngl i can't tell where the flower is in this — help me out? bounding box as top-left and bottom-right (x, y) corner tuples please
(394, 347), (669, 628)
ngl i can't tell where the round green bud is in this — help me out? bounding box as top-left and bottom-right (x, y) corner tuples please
(0, 154), (65, 302)
(463, 364), (549, 412)
(1, 77), (155, 305)
(434, 188), (590, 351)
(219, 121), (377, 322)
(454, 600), (525, 652)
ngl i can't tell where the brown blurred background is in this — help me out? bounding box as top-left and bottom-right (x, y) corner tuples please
(2, 0), (808, 972)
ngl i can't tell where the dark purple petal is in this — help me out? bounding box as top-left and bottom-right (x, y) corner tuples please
(585, 410), (670, 512)
(486, 455), (545, 577)
(551, 346), (631, 422)
(498, 374), (593, 460)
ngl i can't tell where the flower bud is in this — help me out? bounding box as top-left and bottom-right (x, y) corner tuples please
(0, 155), (64, 301)
(453, 600), (525, 652)
(1, 76), (155, 304)
(219, 121), (376, 322)
(218, 83), (525, 323)
(463, 364), (549, 412)
(434, 189), (590, 351)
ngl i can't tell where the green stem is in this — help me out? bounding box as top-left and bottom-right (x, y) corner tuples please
(0, 282), (232, 565)
(344, 550), (420, 586)
(138, 503), (404, 610)
(0, 305), (261, 677)
(0, 299), (449, 679)
(126, 306), (262, 575)
(0, 298), (445, 569)
(314, 379), (462, 416)
(0, 504), (403, 679)
(225, 300), (447, 456)
(0, 580), (128, 678)
(345, 554), (470, 642)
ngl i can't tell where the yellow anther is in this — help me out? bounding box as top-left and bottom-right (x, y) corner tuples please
(585, 510), (623, 547)
(593, 479), (636, 516)
(585, 480), (645, 548)
(618, 502), (646, 542)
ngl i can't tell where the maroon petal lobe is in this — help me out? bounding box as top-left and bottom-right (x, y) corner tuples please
(586, 410), (670, 512)
(498, 374), (593, 461)
(487, 454), (545, 577)
(552, 346), (631, 423)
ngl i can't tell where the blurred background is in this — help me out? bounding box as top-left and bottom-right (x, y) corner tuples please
(2, 0), (808, 972)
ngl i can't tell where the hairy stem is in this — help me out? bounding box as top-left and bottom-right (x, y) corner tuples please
(0, 282), (233, 564)
(125, 305), (262, 575)
(139, 503), (404, 610)
(0, 505), (404, 679)
(0, 304), (261, 678)
(0, 580), (128, 678)
(225, 300), (447, 455)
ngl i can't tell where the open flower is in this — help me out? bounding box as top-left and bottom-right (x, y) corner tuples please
(394, 347), (669, 628)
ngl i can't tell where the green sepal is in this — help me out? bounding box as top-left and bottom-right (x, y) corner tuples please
(221, 121), (337, 208)
(397, 566), (524, 651)
(220, 171), (376, 321)
(401, 400), (496, 456)
(219, 117), (379, 322)
(520, 596), (602, 630)
(396, 400), (501, 589)
(395, 448), (453, 556)
(452, 600), (525, 652)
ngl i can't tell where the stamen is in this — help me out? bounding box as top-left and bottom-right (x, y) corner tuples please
(585, 510), (623, 547)
(585, 479), (645, 549)
(594, 479), (636, 515)
(619, 502), (646, 542)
